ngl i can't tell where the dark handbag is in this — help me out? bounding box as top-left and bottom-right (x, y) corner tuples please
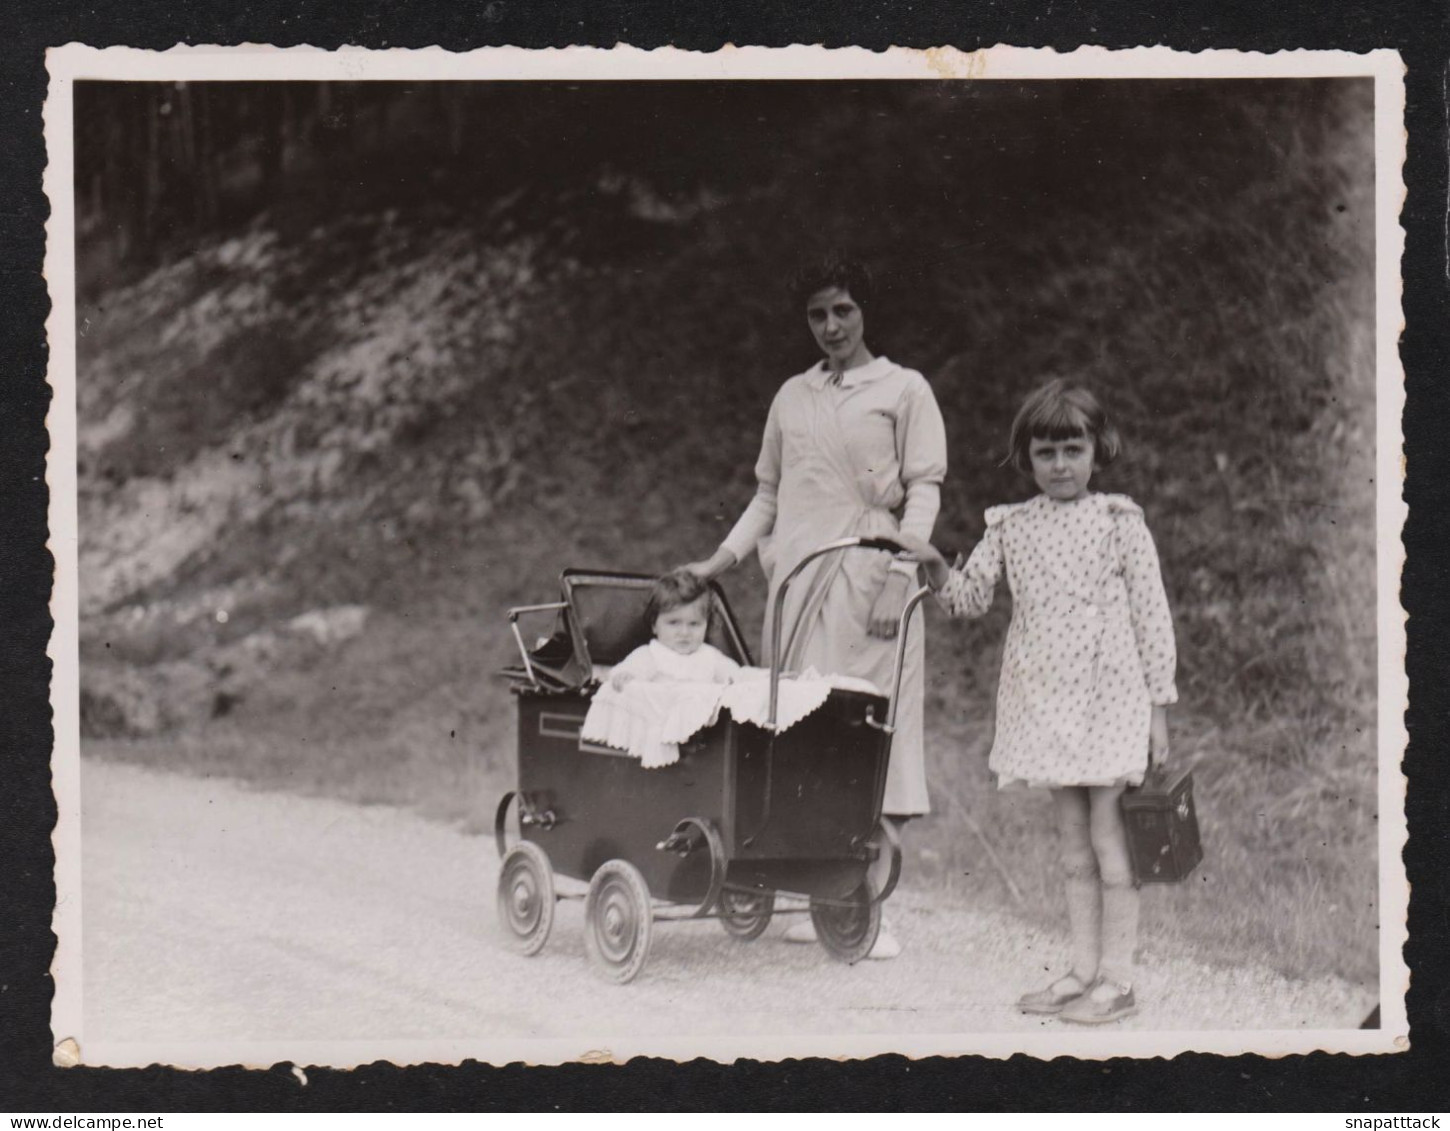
(1120, 765), (1203, 883)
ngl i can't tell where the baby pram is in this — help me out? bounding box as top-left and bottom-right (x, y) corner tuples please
(495, 537), (927, 982)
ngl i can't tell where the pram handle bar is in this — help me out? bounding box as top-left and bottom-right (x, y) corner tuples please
(507, 601), (568, 691)
(766, 537), (928, 731)
(855, 536), (908, 554)
(864, 583), (933, 735)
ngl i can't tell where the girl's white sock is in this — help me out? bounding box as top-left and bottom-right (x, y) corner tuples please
(1098, 882), (1140, 988)
(1064, 876), (1102, 981)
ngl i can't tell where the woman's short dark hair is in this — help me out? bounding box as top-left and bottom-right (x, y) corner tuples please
(1006, 379), (1123, 474)
(646, 569), (715, 629)
(789, 254), (874, 311)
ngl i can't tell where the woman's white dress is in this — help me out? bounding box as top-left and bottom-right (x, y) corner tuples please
(721, 356), (948, 815)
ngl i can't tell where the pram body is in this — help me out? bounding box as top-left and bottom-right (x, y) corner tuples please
(495, 538), (925, 982)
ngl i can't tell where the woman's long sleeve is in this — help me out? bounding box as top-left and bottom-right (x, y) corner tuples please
(937, 526), (1003, 619)
(720, 394), (782, 564)
(1118, 513), (1178, 705)
(898, 481), (941, 544)
(888, 481), (941, 579)
(720, 486), (777, 565)
(890, 374), (948, 575)
(895, 374), (948, 539)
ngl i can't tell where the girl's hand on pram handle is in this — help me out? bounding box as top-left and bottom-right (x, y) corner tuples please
(887, 532), (952, 590)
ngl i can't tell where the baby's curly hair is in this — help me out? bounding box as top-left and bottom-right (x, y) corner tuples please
(1006, 379), (1123, 475)
(646, 569), (716, 629)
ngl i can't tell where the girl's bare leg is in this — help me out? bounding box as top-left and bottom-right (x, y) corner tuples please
(1088, 783), (1138, 992)
(1051, 787), (1100, 985)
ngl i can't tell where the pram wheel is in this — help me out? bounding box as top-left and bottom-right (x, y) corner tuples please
(584, 859), (654, 984)
(497, 841), (556, 956)
(810, 881), (881, 964)
(717, 888), (775, 941)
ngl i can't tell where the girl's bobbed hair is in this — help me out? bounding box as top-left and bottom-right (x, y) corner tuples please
(646, 568), (715, 628)
(789, 254), (874, 312)
(1007, 379), (1123, 475)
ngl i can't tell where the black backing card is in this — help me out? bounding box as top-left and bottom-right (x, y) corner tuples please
(2, 0), (1446, 1112)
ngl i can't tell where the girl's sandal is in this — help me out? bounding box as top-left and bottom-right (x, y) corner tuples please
(1058, 976), (1138, 1025)
(1016, 973), (1089, 1015)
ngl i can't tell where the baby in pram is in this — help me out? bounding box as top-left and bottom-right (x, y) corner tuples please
(584, 565), (879, 770)
(609, 569), (742, 691)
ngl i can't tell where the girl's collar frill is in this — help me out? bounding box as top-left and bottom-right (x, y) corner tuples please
(1099, 493), (1143, 518)
(1040, 490), (1095, 508)
(988, 491), (1142, 528)
(984, 499), (1034, 527)
(1032, 491), (1140, 514)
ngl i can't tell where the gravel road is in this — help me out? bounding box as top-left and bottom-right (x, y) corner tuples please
(78, 760), (1377, 1066)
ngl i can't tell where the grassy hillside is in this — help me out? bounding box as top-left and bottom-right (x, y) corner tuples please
(76, 79), (1379, 986)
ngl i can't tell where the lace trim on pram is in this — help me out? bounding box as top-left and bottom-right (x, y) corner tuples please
(580, 667), (880, 768)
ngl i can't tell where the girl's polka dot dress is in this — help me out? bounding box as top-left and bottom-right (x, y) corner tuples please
(939, 493), (1178, 789)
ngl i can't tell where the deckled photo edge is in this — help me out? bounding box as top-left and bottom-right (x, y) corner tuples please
(44, 48), (84, 1063)
(41, 42), (1410, 1068)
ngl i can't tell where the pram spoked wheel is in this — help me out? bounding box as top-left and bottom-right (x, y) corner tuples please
(717, 887), (775, 942)
(809, 880), (881, 964)
(584, 859), (654, 983)
(497, 841), (556, 956)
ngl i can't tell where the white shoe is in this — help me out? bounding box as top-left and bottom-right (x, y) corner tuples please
(867, 928), (901, 960)
(783, 920), (817, 943)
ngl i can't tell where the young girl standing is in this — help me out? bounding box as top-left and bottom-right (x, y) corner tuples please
(899, 380), (1177, 1024)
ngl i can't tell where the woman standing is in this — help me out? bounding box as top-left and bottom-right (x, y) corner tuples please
(685, 257), (948, 958)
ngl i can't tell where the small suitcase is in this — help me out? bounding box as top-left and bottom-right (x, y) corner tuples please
(1120, 765), (1203, 883)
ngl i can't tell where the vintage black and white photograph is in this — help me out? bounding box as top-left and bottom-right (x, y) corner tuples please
(45, 45), (1407, 1067)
